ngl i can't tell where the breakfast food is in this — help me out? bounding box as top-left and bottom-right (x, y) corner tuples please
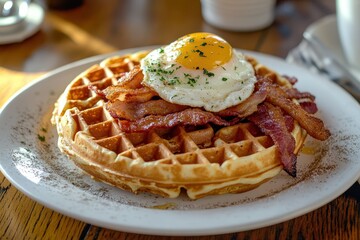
(51, 33), (330, 199)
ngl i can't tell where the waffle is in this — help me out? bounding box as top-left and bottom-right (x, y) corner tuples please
(52, 51), (307, 199)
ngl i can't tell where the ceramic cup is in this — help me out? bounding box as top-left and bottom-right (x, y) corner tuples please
(336, 0), (360, 70)
(200, 0), (276, 31)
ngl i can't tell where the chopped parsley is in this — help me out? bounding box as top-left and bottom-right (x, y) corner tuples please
(222, 77), (228, 81)
(195, 49), (206, 57)
(168, 77), (180, 85)
(203, 68), (215, 77)
(38, 134), (45, 142)
(187, 78), (197, 87)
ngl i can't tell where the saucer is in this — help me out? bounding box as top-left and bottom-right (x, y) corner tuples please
(304, 14), (360, 81)
(0, 3), (44, 45)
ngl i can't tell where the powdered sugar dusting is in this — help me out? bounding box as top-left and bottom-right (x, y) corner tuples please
(1, 51), (360, 234)
(7, 89), (359, 211)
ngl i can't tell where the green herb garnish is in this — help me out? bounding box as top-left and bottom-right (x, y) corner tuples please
(38, 135), (45, 142)
(195, 49), (206, 57)
(203, 69), (215, 77)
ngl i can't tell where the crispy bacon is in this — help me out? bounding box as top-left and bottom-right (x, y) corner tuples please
(284, 87), (315, 101)
(249, 103), (297, 177)
(88, 84), (106, 98)
(118, 108), (233, 132)
(102, 66), (158, 103)
(217, 81), (268, 118)
(284, 114), (295, 132)
(106, 99), (188, 120)
(98, 63), (330, 179)
(104, 87), (158, 102)
(266, 85), (330, 140)
(299, 101), (318, 114)
(280, 86), (318, 113)
(282, 75), (298, 85)
(115, 66), (143, 89)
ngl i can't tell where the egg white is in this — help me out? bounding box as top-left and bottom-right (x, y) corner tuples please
(140, 45), (256, 112)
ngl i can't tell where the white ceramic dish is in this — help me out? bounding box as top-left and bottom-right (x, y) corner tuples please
(0, 3), (44, 45)
(1, 48), (360, 236)
(200, 0), (275, 31)
(304, 14), (360, 81)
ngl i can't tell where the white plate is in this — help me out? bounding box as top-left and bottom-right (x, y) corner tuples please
(304, 14), (360, 81)
(1, 48), (360, 236)
(0, 3), (44, 45)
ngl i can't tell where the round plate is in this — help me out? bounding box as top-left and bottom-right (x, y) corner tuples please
(1, 48), (360, 236)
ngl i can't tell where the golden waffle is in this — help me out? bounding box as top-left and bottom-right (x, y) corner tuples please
(52, 51), (307, 199)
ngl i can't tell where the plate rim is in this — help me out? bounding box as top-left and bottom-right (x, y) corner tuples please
(1, 48), (360, 236)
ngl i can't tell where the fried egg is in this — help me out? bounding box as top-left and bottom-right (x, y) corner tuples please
(140, 32), (256, 112)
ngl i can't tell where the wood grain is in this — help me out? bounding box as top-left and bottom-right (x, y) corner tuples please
(0, 68), (44, 106)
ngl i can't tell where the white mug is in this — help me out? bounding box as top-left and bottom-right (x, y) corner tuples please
(336, 0), (360, 70)
(201, 0), (276, 31)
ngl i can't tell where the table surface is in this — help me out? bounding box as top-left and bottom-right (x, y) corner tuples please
(0, 0), (359, 239)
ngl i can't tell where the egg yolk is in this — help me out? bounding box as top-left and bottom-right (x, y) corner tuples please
(174, 32), (233, 70)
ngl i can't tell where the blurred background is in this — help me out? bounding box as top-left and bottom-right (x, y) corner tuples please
(0, 0), (335, 73)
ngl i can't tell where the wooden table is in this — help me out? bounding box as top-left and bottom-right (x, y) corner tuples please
(1, 0), (359, 239)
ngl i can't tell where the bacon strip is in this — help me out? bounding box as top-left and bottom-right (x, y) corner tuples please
(217, 81), (268, 118)
(299, 101), (318, 114)
(284, 87), (315, 101)
(249, 103), (297, 177)
(115, 66), (143, 89)
(284, 114), (295, 132)
(118, 108), (233, 132)
(88, 84), (106, 98)
(266, 85), (330, 140)
(102, 66), (158, 103)
(106, 99), (188, 120)
(105, 87), (158, 103)
(282, 75), (298, 85)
